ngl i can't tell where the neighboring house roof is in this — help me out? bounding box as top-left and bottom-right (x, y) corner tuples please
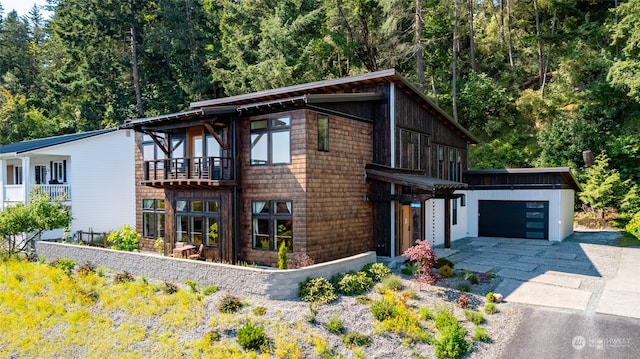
(464, 167), (582, 192)
(0, 129), (116, 155)
(122, 69), (478, 144)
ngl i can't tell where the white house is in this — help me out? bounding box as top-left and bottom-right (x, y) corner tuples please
(0, 129), (136, 239)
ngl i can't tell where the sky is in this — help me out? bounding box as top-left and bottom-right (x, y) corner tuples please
(1, 0), (50, 17)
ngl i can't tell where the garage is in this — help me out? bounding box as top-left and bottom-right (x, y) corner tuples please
(478, 200), (549, 240)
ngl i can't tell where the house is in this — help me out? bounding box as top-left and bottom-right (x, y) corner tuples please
(0, 129), (136, 239)
(122, 69), (580, 266)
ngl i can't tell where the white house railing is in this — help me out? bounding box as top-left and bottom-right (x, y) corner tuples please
(32, 185), (71, 201)
(4, 185), (25, 202)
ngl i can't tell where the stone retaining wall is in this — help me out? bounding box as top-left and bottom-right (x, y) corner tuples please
(35, 241), (376, 300)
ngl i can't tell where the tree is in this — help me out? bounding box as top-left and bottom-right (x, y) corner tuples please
(0, 188), (71, 255)
(579, 154), (630, 217)
(608, 0), (640, 103)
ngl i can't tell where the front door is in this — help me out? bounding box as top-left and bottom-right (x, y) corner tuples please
(400, 205), (414, 254)
(187, 127), (204, 176)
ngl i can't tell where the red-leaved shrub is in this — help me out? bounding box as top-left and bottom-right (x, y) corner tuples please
(401, 239), (439, 285)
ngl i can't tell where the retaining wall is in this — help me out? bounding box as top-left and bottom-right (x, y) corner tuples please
(35, 241), (376, 300)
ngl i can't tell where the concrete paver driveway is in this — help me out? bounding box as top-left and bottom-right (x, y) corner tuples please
(439, 230), (640, 319)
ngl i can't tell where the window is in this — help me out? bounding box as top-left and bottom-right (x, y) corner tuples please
(448, 148), (456, 181)
(35, 165), (47, 184)
(175, 199), (219, 246)
(397, 128), (430, 170)
(452, 198), (458, 225)
(14, 166), (23, 185)
(437, 146), (445, 179)
(460, 194), (466, 207)
(143, 134), (166, 169)
(252, 200), (292, 251)
(51, 161), (65, 183)
(250, 116), (291, 165)
(142, 199), (165, 238)
(317, 114), (329, 151)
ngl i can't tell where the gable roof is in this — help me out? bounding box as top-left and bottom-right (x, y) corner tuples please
(0, 129), (116, 155)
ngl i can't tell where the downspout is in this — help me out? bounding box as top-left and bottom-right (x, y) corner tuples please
(232, 119), (239, 264)
(389, 84), (396, 257)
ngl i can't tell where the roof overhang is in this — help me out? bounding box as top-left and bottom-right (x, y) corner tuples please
(120, 106), (238, 130)
(366, 164), (468, 196)
(464, 167), (582, 192)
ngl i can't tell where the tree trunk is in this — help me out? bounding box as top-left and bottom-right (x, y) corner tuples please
(431, 72), (439, 106)
(506, 0), (515, 67)
(452, 0), (459, 122)
(415, 0), (426, 93)
(129, 0), (143, 116)
(540, 8), (557, 97)
(468, 0), (477, 72)
(534, 0), (543, 88)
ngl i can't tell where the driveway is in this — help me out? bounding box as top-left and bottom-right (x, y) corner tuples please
(439, 231), (640, 319)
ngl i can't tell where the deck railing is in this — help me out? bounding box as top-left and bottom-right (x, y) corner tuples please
(143, 156), (234, 181)
(3, 184), (70, 203)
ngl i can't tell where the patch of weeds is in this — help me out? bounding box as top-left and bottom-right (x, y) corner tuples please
(51, 258), (77, 276)
(202, 285), (218, 296)
(469, 274), (480, 285)
(400, 289), (418, 300)
(237, 321), (268, 351)
(436, 257), (456, 269)
(14, 273), (24, 282)
(370, 297), (400, 321)
(484, 303), (497, 314)
(77, 261), (96, 276)
(252, 306), (267, 316)
(438, 265), (453, 278)
(373, 292), (432, 343)
(355, 295), (372, 305)
(96, 265), (107, 277)
(434, 307), (458, 331)
(184, 280), (199, 294)
(113, 271), (135, 284)
(335, 271), (373, 296)
(218, 294), (245, 314)
(380, 275), (404, 291)
(299, 277), (337, 304)
(456, 283), (471, 292)
(419, 306), (433, 320)
(163, 281), (179, 294)
(203, 330), (221, 343)
(325, 315), (345, 334)
(473, 326), (490, 342)
(463, 309), (485, 325)
(305, 303), (319, 324)
(362, 262), (392, 281)
(402, 261), (420, 276)
(342, 332), (371, 348)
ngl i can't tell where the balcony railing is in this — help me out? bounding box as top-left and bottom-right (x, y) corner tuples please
(4, 185), (24, 202)
(143, 156), (234, 182)
(3, 184), (70, 203)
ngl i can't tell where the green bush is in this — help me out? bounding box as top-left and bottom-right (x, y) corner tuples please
(456, 283), (471, 292)
(438, 265), (453, 278)
(463, 309), (485, 325)
(113, 271), (135, 284)
(434, 308), (458, 331)
(237, 321), (267, 351)
(485, 292), (496, 303)
(355, 295), (372, 304)
(342, 332), (371, 347)
(51, 258), (77, 276)
(184, 280), (199, 294)
(278, 241), (288, 270)
(335, 272), (373, 296)
(484, 303), (497, 314)
(626, 212), (640, 239)
(252, 306), (267, 316)
(218, 294), (245, 313)
(473, 326), (490, 342)
(370, 298), (400, 321)
(401, 261), (420, 275)
(299, 277), (337, 304)
(362, 262), (392, 281)
(469, 274), (480, 285)
(325, 315), (345, 334)
(436, 257), (455, 269)
(419, 306), (433, 320)
(108, 224), (140, 252)
(203, 330), (221, 343)
(380, 275), (404, 291)
(434, 322), (470, 359)
(203, 285), (219, 296)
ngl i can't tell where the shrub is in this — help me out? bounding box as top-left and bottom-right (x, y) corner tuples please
(419, 306), (433, 320)
(400, 289), (418, 300)
(438, 265), (453, 278)
(218, 294), (245, 313)
(287, 253), (315, 269)
(370, 297), (400, 321)
(380, 275), (404, 291)
(96, 265), (107, 277)
(401, 239), (439, 285)
(626, 212), (640, 239)
(434, 308), (458, 331)
(203, 330), (221, 343)
(237, 321), (268, 351)
(164, 281), (179, 294)
(299, 277), (337, 304)
(77, 261), (96, 276)
(325, 315), (345, 334)
(484, 303), (497, 314)
(203, 285), (219, 296)
(108, 224), (140, 252)
(362, 262), (392, 281)
(458, 295), (469, 308)
(342, 332), (371, 347)
(113, 271), (135, 284)
(473, 326), (490, 342)
(486, 292), (496, 303)
(463, 309), (484, 325)
(51, 258), (77, 276)
(184, 280), (199, 294)
(252, 306), (267, 316)
(469, 274), (480, 285)
(335, 272), (373, 296)
(434, 323), (470, 359)
(355, 295), (372, 305)
(402, 261), (420, 276)
(436, 257), (455, 269)
(278, 241), (288, 270)
(456, 283), (471, 292)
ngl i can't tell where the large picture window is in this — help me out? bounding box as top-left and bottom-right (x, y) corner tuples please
(250, 116), (291, 165)
(175, 199), (219, 246)
(252, 200), (292, 251)
(142, 199), (165, 238)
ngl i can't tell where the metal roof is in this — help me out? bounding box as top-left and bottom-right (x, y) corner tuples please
(366, 168), (468, 192)
(465, 167), (582, 192)
(120, 106), (238, 129)
(0, 129), (116, 155)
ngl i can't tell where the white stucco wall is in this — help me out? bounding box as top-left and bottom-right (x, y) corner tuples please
(29, 130), (136, 234)
(425, 196), (469, 247)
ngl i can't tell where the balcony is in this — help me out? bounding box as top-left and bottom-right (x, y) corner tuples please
(3, 184), (71, 203)
(142, 156), (235, 189)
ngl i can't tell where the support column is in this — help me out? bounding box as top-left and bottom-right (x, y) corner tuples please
(0, 159), (5, 210)
(444, 197), (451, 249)
(21, 157), (30, 203)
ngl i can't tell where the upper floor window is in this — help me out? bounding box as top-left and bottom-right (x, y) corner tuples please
(250, 116), (291, 166)
(318, 114), (329, 151)
(397, 128), (429, 170)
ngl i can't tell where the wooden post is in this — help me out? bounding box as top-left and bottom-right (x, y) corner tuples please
(444, 197), (451, 249)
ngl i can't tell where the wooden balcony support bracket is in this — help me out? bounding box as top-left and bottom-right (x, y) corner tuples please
(203, 121), (229, 150)
(143, 130), (170, 156)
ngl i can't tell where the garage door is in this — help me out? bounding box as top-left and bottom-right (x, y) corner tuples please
(478, 201), (548, 240)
